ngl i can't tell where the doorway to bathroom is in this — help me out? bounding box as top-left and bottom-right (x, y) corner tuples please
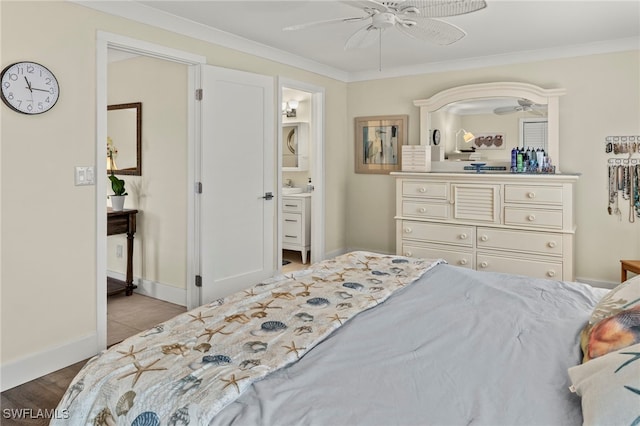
(279, 80), (325, 271)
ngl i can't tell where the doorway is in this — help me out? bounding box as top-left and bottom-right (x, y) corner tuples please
(278, 79), (325, 271)
(96, 32), (206, 350)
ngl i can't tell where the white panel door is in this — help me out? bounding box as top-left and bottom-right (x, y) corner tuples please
(199, 65), (275, 304)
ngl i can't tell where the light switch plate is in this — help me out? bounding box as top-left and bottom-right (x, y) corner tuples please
(75, 166), (95, 186)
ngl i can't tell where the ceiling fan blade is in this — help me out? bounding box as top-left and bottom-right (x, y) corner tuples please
(401, 0), (487, 18)
(344, 24), (381, 49)
(493, 106), (517, 115)
(396, 16), (465, 45)
(283, 15), (369, 31)
(517, 98), (533, 107)
(340, 0), (389, 14)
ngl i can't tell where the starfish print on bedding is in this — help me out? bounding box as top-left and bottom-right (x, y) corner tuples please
(189, 311), (213, 324)
(220, 373), (249, 394)
(197, 325), (233, 342)
(294, 282), (318, 297)
(251, 299), (282, 312)
(366, 295), (381, 305)
(118, 359), (167, 387)
(331, 271), (348, 282)
(283, 341), (306, 358)
(116, 345), (146, 360)
(328, 313), (348, 325)
(244, 289), (257, 298)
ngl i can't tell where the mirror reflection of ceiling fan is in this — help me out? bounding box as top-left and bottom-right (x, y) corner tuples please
(493, 99), (547, 116)
(284, 1), (487, 54)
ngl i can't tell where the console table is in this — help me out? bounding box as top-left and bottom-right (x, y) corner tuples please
(107, 208), (138, 296)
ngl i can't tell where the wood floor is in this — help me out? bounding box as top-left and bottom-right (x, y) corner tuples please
(0, 293), (186, 425)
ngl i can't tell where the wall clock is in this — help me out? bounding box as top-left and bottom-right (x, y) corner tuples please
(432, 129), (441, 145)
(1, 61), (60, 114)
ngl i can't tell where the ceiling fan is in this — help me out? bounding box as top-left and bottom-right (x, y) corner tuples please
(283, 0), (487, 50)
(493, 99), (547, 116)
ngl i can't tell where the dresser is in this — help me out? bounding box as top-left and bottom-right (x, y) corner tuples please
(283, 194), (311, 263)
(393, 172), (578, 281)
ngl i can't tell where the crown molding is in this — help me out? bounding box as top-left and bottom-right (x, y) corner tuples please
(73, 1), (638, 83)
(72, 0), (350, 82)
(347, 37), (640, 82)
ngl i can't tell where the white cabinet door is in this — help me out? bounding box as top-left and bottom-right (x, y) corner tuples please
(199, 65), (275, 304)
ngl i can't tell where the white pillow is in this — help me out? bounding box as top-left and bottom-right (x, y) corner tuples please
(568, 342), (640, 426)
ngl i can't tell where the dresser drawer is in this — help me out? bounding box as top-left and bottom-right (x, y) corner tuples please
(476, 227), (563, 256)
(402, 243), (473, 269)
(283, 212), (302, 243)
(282, 198), (303, 213)
(476, 253), (563, 280)
(504, 207), (563, 229)
(504, 185), (563, 205)
(402, 201), (449, 220)
(401, 221), (474, 247)
(402, 181), (448, 200)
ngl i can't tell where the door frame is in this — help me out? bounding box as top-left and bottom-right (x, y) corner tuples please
(277, 78), (326, 268)
(96, 31), (205, 350)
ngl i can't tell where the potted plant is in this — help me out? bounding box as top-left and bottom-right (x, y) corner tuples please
(108, 169), (128, 211)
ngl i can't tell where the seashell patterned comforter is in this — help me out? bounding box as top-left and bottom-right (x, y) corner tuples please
(52, 251), (441, 425)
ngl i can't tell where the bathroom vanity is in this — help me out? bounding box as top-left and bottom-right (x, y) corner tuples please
(282, 193), (311, 263)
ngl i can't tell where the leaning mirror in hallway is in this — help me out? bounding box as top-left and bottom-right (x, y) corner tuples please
(107, 102), (142, 175)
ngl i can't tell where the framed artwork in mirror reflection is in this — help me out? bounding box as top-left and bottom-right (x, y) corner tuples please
(355, 115), (407, 174)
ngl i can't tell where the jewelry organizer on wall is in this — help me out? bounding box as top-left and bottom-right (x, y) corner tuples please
(606, 135), (640, 223)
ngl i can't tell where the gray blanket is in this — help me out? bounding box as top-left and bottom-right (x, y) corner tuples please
(212, 264), (608, 426)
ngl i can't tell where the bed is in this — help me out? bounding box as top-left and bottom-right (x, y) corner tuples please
(53, 251), (640, 425)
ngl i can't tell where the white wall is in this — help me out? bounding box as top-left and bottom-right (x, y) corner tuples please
(107, 55), (188, 294)
(346, 50), (640, 284)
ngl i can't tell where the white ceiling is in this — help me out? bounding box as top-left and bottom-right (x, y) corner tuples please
(88, 0), (640, 81)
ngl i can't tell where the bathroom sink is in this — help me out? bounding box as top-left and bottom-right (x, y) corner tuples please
(282, 187), (303, 195)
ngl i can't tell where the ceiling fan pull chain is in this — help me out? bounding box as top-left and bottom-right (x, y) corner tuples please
(379, 28), (382, 72)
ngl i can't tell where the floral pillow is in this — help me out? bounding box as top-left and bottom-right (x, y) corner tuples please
(580, 274), (640, 362)
(568, 342), (640, 426)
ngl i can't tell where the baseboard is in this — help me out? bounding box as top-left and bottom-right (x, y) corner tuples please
(107, 271), (187, 307)
(1, 333), (97, 392)
(576, 276), (618, 290)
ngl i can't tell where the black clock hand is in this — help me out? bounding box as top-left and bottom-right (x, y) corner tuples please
(24, 76), (32, 92)
(32, 88), (50, 92)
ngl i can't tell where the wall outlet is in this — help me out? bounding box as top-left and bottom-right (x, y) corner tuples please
(116, 245), (123, 258)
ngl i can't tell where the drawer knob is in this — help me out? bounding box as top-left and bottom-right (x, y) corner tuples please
(479, 235), (488, 242)
(527, 192), (536, 199)
(419, 207), (426, 213)
(546, 270), (556, 277)
(460, 233), (468, 240)
(404, 227), (412, 234)
(418, 187), (427, 193)
(404, 251), (413, 257)
(527, 214), (536, 222)
(547, 241), (557, 248)
(479, 261), (488, 268)
(459, 259), (468, 265)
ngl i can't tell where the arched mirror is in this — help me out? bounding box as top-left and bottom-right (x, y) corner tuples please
(107, 102), (142, 176)
(414, 82), (565, 172)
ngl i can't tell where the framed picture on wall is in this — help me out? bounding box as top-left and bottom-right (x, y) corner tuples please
(355, 115), (408, 174)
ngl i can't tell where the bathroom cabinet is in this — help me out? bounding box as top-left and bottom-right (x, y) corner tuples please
(282, 194), (311, 263)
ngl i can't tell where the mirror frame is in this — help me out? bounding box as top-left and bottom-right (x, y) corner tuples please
(107, 102), (142, 176)
(414, 82), (566, 172)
